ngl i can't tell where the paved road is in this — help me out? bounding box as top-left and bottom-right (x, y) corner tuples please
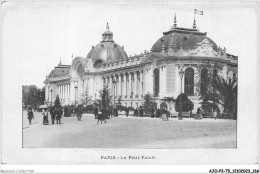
(22, 111), (237, 148)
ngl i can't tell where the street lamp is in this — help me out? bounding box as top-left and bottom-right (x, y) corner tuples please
(131, 91), (133, 107)
(112, 78), (116, 107)
(178, 68), (184, 120)
(153, 90), (156, 109)
(50, 89), (53, 106)
(74, 85), (78, 105)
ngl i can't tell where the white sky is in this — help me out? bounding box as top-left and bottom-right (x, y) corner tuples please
(2, 1), (258, 88)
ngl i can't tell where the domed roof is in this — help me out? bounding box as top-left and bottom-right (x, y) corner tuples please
(48, 63), (70, 78)
(151, 18), (218, 53)
(87, 23), (128, 63)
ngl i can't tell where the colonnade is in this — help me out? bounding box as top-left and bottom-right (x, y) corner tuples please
(57, 83), (71, 101)
(103, 70), (144, 99)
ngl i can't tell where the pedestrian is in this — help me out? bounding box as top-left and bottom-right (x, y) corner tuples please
(162, 107), (169, 121)
(50, 106), (56, 124)
(156, 108), (161, 118)
(151, 108), (155, 118)
(97, 107), (106, 124)
(56, 107), (62, 124)
(213, 110), (217, 120)
(125, 107), (129, 117)
(134, 108), (138, 117)
(196, 107), (202, 120)
(42, 108), (49, 125)
(27, 107), (34, 125)
(94, 107), (98, 119)
(114, 108), (118, 117)
(139, 107), (143, 117)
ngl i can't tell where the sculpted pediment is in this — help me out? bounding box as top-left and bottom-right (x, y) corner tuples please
(180, 39), (218, 57)
(84, 58), (95, 72)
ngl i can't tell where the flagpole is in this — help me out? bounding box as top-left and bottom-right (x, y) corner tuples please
(194, 9), (196, 21)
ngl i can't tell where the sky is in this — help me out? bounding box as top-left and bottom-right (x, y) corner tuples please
(2, 1), (258, 88)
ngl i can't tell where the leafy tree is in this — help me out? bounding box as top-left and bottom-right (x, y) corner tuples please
(143, 93), (154, 111)
(215, 75), (237, 118)
(79, 87), (92, 105)
(97, 85), (112, 109)
(22, 85), (45, 108)
(199, 69), (237, 119)
(175, 93), (194, 112)
(54, 95), (62, 108)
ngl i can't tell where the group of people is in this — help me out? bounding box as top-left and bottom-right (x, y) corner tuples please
(41, 107), (63, 125)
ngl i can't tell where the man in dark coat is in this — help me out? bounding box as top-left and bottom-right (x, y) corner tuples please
(50, 106), (56, 124)
(139, 107), (144, 117)
(125, 107), (129, 117)
(27, 108), (34, 125)
(94, 107), (98, 119)
(56, 107), (62, 124)
(134, 108), (138, 117)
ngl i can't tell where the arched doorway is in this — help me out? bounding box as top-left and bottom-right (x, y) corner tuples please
(153, 68), (159, 97)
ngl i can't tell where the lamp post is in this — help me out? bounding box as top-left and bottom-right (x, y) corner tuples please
(50, 89), (53, 106)
(112, 78), (116, 107)
(179, 68), (184, 120)
(74, 85), (78, 105)
(131, 92), (133, 108)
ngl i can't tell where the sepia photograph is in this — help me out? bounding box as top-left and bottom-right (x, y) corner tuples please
(1, 0), (259, 172)
(20, 2), (238, 149)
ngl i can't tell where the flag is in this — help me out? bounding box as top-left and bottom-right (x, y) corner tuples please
(194, 9), (203, 15)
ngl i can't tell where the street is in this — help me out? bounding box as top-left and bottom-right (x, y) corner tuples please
(23, 111), (237, 148)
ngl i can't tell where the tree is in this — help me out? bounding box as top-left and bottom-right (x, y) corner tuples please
(215, 75), (237, 118)
(143, 93), (154, 111)
(175, 93), (194, 112)
(22, 85), (45, 108)
(199, 71), (237, 119)
(97, 85), (112, 109)
(54, 95), (62, 108)
(79, 87), (92, 105)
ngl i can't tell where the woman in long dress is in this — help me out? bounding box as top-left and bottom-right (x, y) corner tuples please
(42, 108), (49, 125)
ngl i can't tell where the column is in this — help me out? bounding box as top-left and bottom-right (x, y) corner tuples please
(128, 73), (132, 97)
(119, 75), (122, 97)
(109, 76), (112, 96)
(66, 83), (68, 100)
(134, 72), (137, 98)
(159, 67), (163, 96)
(115, 76), (118, 97)
(123, 74), (127, 98)
(140, 70), (143, 97)
(62, 84), (64, 100)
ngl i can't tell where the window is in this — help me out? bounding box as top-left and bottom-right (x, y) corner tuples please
(153, 69), (159, 97)
(184, 68), (194, 96)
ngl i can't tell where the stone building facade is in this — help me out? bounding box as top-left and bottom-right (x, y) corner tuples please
(44, 16), (238, 111)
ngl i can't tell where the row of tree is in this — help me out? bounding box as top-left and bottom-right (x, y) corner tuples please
(22, 85), (45, 109)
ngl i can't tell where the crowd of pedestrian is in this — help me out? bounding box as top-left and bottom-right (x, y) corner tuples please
(26, 104), (220, 126)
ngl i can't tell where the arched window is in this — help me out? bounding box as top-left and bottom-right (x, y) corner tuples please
(94, 60), (103, 69)
(200, 68), (208, 96)
(153, 69), (159, 97)
(184, 68), (194, 96)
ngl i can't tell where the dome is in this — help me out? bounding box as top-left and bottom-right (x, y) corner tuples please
(151, 27), (218, 53)
(48, 63), (70, 78)
(87, 23), (128, 64)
